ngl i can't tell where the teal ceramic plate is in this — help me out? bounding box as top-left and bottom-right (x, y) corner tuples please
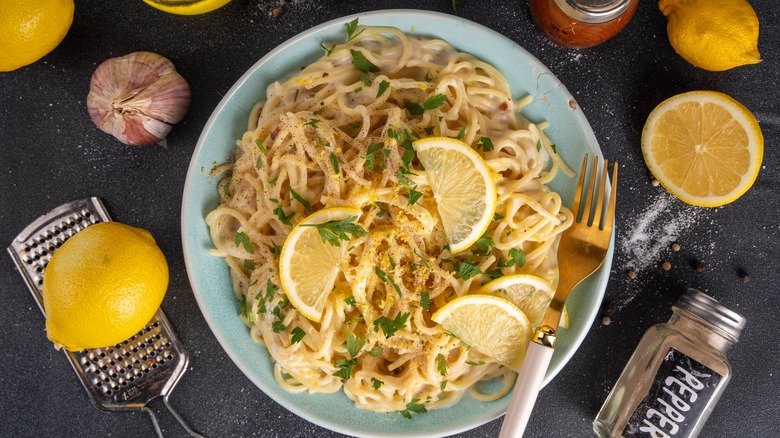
(182, 9), (613, 437)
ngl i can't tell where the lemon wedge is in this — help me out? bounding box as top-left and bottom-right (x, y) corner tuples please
(413, 137), (497, 254)
(279, 207), (362, 322)
(432, 294), (531, 371)
(642, 91), (763, 207)
(478, 274), (555, 328)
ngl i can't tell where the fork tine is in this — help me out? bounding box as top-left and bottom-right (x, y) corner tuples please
(571, 155), (588, 219)
(592, 159), (609, 229)
(580, 155), (598, 225)
(604, 162), (618, 231)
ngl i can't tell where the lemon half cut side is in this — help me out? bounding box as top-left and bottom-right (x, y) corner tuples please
(279, 207), (362, 322)
(641, 91), (763, 207)
(413, 137), (497, 254)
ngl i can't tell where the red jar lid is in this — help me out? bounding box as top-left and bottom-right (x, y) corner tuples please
(554, 0), (636, 23)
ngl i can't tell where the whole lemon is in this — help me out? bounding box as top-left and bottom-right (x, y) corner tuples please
(0, 0), (75, 72)
(42, 222), (169, 351)
(660, 0), (761, 71)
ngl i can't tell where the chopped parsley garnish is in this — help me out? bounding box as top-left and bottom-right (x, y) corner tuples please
(273, 205), (294, 225)
(255, 155), (263, 169)
(301, 216), (368, 246)
(414, 248), (431, 268)
(373, 312), (410, 338)
(272, 320), (287, 333)
(424, 72), (437, 82)
(321, 43), (335, 56)
(223, 179), (232, 197)
(476, 136), (494, 152)
(536, 140), (542, 152)
(235, 231), (254, 254)
(290, 327), (306, 344)
(302, 118), (320, 129)
(344, 295), (357, 306)
(377, 80), (390, 97)
(350, 49), (379, 86)
(440, 381), (448, 390)
(407, 187), (423, 205)
(466, 360), (486, 366)
(346, 18), (361, 41)
(243, 260), (254, 271)
(456, 126), (466, 140)
(364, 142), (387, 170)
(265, 280), (278, 302)
(399, 398), (427, 419)
(420, 291), (431, 311)
(368, 345), (383, 356)
(395, 170), (416, 188)
(493, 212), (505, 221)
(371, 377), (384, 389)
(255, 138), (266, 153)
(499, 248), (527, 268)
(405, 94), (446, 115)
(329, 152), (340, 174)
(345, 332), (365, 358)
(474, 230), (495, 255)
(457, 260), (483, 280)
(289, 185), (313, 212)
(374, 267), (402, 296)
(333, 358), (357, 380)
(437, 354), (448, 376)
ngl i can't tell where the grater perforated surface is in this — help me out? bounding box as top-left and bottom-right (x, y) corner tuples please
(8, 197), (189, 411)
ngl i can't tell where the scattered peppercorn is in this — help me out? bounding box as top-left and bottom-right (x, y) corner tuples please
(627, 270), (637, 279)
(694, 261), (705, 272)
(662, 261), (672, 271)
(739, 272), (750, 283)
(671, 242), (681, 252)
(271, 7), (283, 17)
(602, 316), (612, 326)
(650, 178), (660, 187)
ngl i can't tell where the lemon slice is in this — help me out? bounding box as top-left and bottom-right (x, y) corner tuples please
(142, 0), (231, 15)
(641, 91), (763, 207)
(413, 137), (497, 253)
(279, 207), (362, 322)
(478, 274), (555, 328)
(432, 294), (531, 371)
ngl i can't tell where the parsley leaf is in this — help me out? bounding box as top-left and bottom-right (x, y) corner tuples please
(329, 152), (340, 174)
(437, 354), (448, 376)
(333, 358), (357, 380)
(273, 205), (294, 225)
(346, 18), (361, 40)
(493, 212), (505, 221)
(399, 398), (427, 419)
(474, 231), (495, 255)
(457, 260), (483, 280)
(289, 185), (313, 212)
(368, 345), (383, 356)
(255, 138), (266, 153)
(371, 377), (384, 389)
(272, 320), (287, 333)
(345, 332), (365, 358)
(301, 216), (368, 246)
(350, 49), (380, 73)
(476, 136), (494, 152)
(344, 295), (357, 306)
(290, 327), (306, 344)
(320, 43), (335, 56)
(377, 80), (390, 97)
(235, 231), (254, 254)
(509, 248), (526, 267)
(405, 94), (447, 116)
(407, 187), (423, 205)
(374, 267), (403, 296)
(420, 291), (431, 311)
(373, 312), (410, 338)
(456, 126), (466, 140)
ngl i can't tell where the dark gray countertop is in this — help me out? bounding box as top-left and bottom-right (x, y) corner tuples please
(2, 1), (778, 437)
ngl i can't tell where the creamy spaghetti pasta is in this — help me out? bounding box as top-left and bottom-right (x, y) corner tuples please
(206, 23), (573, 413)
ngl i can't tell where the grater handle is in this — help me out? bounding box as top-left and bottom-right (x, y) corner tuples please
(144, 395), (205, 438)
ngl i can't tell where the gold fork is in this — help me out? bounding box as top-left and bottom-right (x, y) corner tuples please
(499, 154), (618, 438)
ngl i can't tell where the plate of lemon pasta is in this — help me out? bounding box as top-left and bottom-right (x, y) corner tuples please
(182, 9), (613, 437)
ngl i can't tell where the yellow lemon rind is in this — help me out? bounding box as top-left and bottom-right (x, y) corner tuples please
(142, 0), (231, 15)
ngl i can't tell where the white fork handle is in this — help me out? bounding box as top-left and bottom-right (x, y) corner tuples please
(498, 341), (555, 438)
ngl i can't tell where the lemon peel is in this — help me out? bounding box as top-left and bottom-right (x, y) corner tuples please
(142, 0), (231, 15)
(42, 222), (168, 351)
(0, 0), (74, 72)
(660, 0), (761, 71)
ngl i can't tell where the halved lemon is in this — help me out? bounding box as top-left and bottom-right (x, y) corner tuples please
(478, 274), (555, 328)
(413, 137), (497, 253)
(432, 294), (531, 371)
(641, 91), (763, 207)
(279, 207), (362, 322)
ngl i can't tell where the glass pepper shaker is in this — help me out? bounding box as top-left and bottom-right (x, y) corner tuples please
(593, 288), (746, 437)
(529, 0), (639, 48)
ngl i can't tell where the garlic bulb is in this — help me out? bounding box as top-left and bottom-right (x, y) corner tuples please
(87, 51), (191, 146)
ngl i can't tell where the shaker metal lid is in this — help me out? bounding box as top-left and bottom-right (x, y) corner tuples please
(676, 288), (747, 342)
(554, 0), (636, 23)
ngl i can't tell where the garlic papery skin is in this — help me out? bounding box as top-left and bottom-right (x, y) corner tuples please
(87, 51), (191, 146)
